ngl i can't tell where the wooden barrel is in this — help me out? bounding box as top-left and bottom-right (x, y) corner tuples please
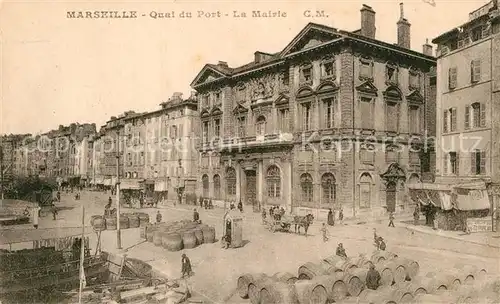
(394, 257), (419, 280)
(375, 263), (394, 287)
(352, 255), (373, 268)
(370, 251), (398, 264)
(237, 273), (267, 299)
(294, 280), (328, 304)
(162, 233), (183, 251)
(359, 288), (397, 304)
(105, 216), (117, 230)
(395, 281), (429, 297)
(127, 213), (140, 228)
(182, 231), (197, 249)
(426, 272), (460, 291)
(413, 293), (455, 304)
(450, 266), (477, 285)
(381, 260), (407, 284)
(272, 272), (298, 285)
(323, 256), (357, 273)
(193, 229), (204, 245)
(471, 274), (500, 293)
(390, 287), (414, 304)
(153, 231), (163, 246)
(202, 226), (216, 243)
(137, 213), (150, 227)
(314, 273), (348, 302)
(92, 215), (106, 231)
(298, 262), (330, 280)
(119, 215), (130, 229)
(259, 281), (299, 304)
(343, 268), (367, 297)
(248, 283), (260, 304)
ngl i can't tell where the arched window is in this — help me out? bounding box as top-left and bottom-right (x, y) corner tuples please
(226, 167), (236, 196)
(202, 175), (209, 197)
(300, 173), (313, 202)
(213, 174), (221, 199)
(256, 116), (266, 136)
(266, 165), (281, 198)
(359, 173), (373, 209)
(321, 173), (336, 205)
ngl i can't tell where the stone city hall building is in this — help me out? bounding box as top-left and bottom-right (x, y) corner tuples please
(191, 3), (436, 219)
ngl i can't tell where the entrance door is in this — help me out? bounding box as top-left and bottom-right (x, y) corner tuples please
(386, 181), (397, 212)
(245, 170), (257, 207)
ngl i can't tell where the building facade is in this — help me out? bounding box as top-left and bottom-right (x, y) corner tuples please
(192, 4), (436, 218)
(432, 1), (500, 208)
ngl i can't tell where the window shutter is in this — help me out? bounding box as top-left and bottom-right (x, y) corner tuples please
(456, 153), (460, 175)
(470, 152), (476, 175)
(480, 151), (486, 174)
(444, 153), (449, 174)
(451, 107), (457, 131)
(464, 105), (470, 130)
(480, 103), (486, 127)
(443, 110), (448, 133)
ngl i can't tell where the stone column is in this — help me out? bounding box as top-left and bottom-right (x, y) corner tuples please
(257, 160), (264, 206)
(236, 161), (241, 202)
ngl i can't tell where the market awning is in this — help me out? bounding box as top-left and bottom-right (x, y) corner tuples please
(95, 177), (104, 185)
(103, 179), (112, 186)
(408, 188), (453, 210)
(120, 179), (143, 190)
(455, 188), (490, 210)
(407, 182), (453, 191)
(154, 181), (168, 192)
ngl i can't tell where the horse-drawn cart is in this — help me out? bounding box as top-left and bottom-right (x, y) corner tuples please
(265, 216), (293, 233)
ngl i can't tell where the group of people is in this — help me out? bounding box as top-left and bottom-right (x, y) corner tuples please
(261, 205), (286, 222)
(228, 201), (243, 212)
(327, 208), (344, 226)
(198, 197), (214, 210)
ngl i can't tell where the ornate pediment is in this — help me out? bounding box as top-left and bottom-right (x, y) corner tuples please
(211, 107), (223, 116)
(380, 163), (406, 181)
(233, 103), (248, 114)
(275, 93), (289, 106)
(200, 110), (210, 118)
(190, 65), (228, 87)
(317, 81), (339, 94)
(383, 85), (402, 101)
(407, 90), (424, 104)
(280, 23), (343, 56)
(355, 80), (378, 96)
(296, 86), (314, 99)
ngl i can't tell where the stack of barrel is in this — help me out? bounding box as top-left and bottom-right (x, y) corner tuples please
(143, 220), (216, 252)
(90, 212), (150, 231)
(235, 251), (421, 304)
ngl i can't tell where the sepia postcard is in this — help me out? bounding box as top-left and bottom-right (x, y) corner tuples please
(1, 0), (499, 303)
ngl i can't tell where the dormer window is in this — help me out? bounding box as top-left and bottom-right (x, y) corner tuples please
(386, 64), (398, 84)
(320, 57), (335, 79)
(409, 70), (420, 89)
(300, 64), (312, 84)
(359, 58), (373, 80)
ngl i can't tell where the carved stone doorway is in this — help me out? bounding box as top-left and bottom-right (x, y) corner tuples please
(386, 181), (397, 213)
(245, 170), (257, 207)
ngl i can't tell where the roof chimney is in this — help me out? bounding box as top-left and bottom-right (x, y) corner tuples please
(360, 4), (376, 39)
(217, 61), (228, 67)
(397, 2), (411, 49)
(422, 38), (433, 56)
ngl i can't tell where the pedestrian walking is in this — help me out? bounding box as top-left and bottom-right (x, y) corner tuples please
(378, 237), (386, 251)
(181, 253), (192, 278)
(237, 201), (243, 213)
(56, 191), (61, 202)
(156, 211), (162, 223)
(320, 223), (329, 242)
(413, 205), (420, 225)
(336, 243), (347, 258)
(51, 204), (58, 220)
(388, 212), (395, 227)
(338, 208), (344, 225)
(33, 206), (40, 229)
(366, 264), (381, 290)
(327, 209), (335, 226)
(193, 208), (200, 223)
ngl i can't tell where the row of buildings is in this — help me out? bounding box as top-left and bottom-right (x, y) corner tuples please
(2, 1), (499, 220)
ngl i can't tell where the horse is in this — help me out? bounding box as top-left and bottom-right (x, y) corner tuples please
(293, 214), (314, 237)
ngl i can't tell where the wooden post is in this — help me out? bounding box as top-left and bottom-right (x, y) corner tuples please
(78, 205), (85, 304)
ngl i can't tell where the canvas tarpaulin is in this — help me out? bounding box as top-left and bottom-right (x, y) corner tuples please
(454, 188), (490, 210)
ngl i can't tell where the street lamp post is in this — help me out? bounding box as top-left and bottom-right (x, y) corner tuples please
(115, 132), (122, 249)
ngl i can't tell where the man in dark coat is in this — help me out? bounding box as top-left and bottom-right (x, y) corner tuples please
(378, 237), (386, 251)
(327, 209), (335, 226)
(413, 205), (420, 225)
(388, 212), (395, 227)
(181, 253), (192, 278)
(336, 243), (347, 258)
(366, 264), (381, 290)
(193, 208), (200, 223)
(237, 201), (243, 212)
(156, 211), (162, 223)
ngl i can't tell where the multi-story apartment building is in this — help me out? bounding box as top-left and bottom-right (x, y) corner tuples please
(120, 93), (199, 200)
(432, 0), (500, 209)
(192, 3), (436, 218)
(1, 134), (30, 183)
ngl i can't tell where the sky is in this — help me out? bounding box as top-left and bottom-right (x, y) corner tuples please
(0, 0), (489, 135)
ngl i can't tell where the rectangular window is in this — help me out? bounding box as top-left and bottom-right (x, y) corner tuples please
(386, 66), (398, 84)
(360, 147), (375, 164)
(385, 103), (399, 133)
(449, 152), (458, 175)
(237, 117), (246, 137)
(359, 184), (371, 208)
(471, 27), (483, 42)
(300, 66), (312, 83)
(450, 108), (457, 132)
(449, 67), (457, 89)
(279, 108), (290, 132)
(321, 59), (335, 78)
(202, 95), (210, 108)
(410, 151), (420, 165)
(214, 92), (221, 104)
(360, 97), (373, 129)
(214, 119), (221, 137)
(471, 59), (481, 83)
(386, 150), (399, 163)
(302, 103), (311, 130)
(202, 121), (209, 143)
(409, 72), (420, 88)
(323, 97), (335, 129)
(359, 60), (373, 79)
(443, 110), (448, 133)
(409, 106), (420, 134)
(471, 150), (486, 175)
